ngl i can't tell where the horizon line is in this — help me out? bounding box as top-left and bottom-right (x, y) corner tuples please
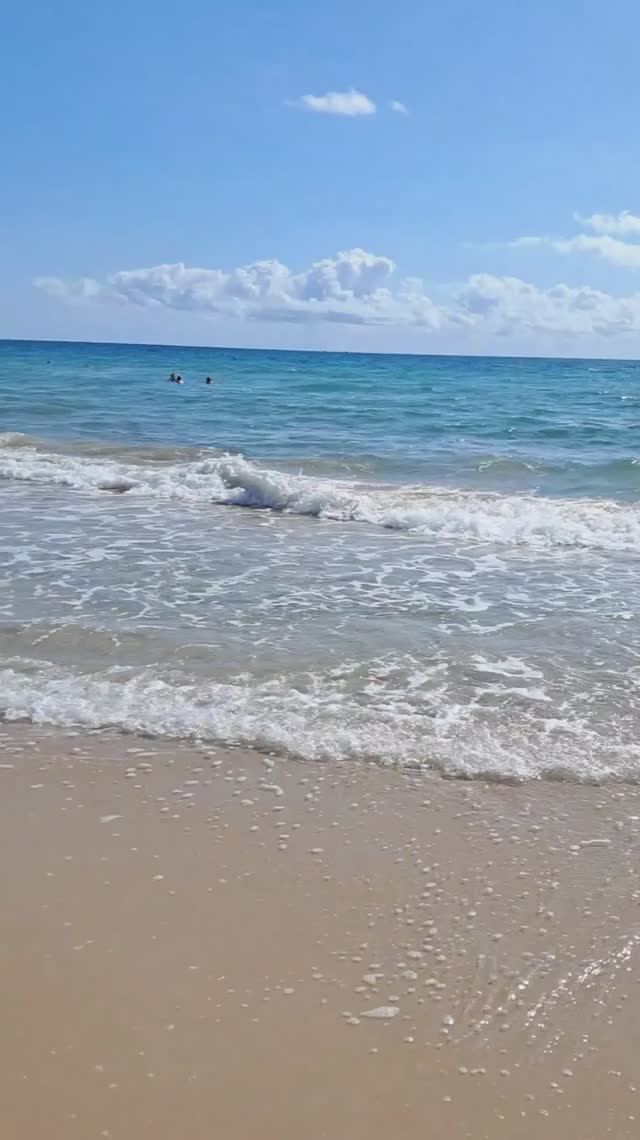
(1, 336), (638, 366)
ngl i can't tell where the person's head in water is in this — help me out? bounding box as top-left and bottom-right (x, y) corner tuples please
(169, 372), (176, 381)
(205, 377), (212, 384)
(176, 375), (183, 384)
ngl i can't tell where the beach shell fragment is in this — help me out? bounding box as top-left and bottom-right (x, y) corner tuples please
(360, 1006), (399, 1020)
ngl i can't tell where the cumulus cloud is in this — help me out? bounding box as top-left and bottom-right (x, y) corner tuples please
(390, 100), (408, 114)
(576, 210), (640, 236)
(36, 249), (448, 329)
(505, 210), (640, 269)
(508, 233), (640, 267)
(295, 89), (376, 116)
(458, 274), (640, 337)
(36, 248), (640, 342)
(551, 233), (640, 268)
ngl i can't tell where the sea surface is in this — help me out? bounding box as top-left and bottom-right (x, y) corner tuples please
(2, 338), (640, 781)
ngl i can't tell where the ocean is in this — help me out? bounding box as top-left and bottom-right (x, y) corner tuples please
(1, 338), (639, 781)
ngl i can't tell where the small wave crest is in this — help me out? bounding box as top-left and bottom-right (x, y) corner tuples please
(469, 454), (640, 480)
(1, 438), (640, 551)
(0, 431), (35, 448)
(1, 661), (638, 783)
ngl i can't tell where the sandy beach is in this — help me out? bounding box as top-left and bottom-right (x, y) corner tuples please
(1, 723), (639, 1139)
(5, 0), (640, 1132)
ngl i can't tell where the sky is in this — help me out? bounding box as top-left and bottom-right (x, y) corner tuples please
(3, 0), (640, 356)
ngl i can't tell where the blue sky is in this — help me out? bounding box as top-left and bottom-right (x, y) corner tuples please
(3, 0), (640, 355)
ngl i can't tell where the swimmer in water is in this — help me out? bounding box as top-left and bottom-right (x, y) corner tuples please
(205, 376), (213, 384)
(169, 372), (177, 382)
(176, 376), (183, 384)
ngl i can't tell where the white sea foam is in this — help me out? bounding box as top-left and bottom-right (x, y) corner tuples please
(1, 440), (640, 551)
(1, 661), (638, 783)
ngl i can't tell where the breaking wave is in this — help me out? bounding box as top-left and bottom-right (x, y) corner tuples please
(2, 437), (640, 551)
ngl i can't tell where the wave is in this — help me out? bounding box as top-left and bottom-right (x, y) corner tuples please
(470, 454), (640, 478)
(2, 437), (640, 551)
(1, 661), (637, 783)
(0, 432), (214, 464)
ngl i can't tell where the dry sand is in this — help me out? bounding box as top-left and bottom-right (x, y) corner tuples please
(1, 722), (639, 1139)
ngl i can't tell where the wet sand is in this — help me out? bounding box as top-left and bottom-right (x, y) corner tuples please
(1, 723), (639, 1139)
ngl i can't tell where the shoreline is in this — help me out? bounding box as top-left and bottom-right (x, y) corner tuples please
(1, 721), (639, 1138)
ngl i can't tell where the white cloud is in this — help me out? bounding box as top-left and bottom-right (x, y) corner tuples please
(390, 100), (408, 114)
(296, 90), (376, 116)
(576, 210), (640, 236)
(36, 248), (640, 342)
(551, 233), (640, 268)
(507, 236), (549, 248)
(504, 210), (640, 269)
(34, 275), (101, 299)
(36, 250), (447, 329)
(457, 274), (640, 337)
(509, 231), (640, 268)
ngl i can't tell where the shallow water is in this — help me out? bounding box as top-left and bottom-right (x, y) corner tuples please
(2, 339), (640, 780)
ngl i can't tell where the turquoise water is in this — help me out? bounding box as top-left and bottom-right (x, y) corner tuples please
(4, 339), (640, 495)
(1, 339), (640, 780)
